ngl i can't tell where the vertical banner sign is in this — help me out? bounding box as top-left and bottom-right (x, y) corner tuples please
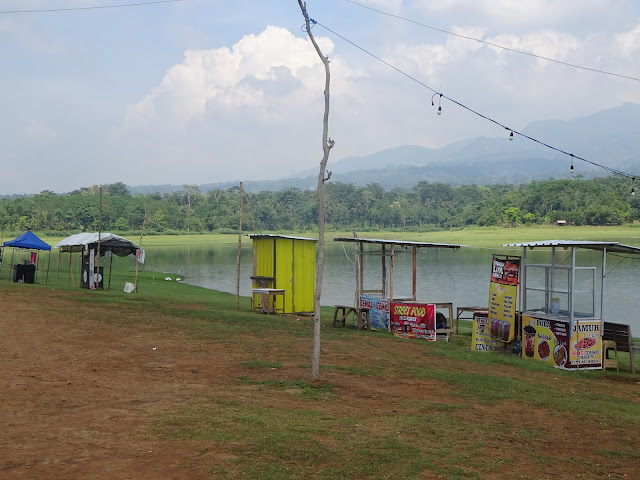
(488, 255), (520, 343)
(89, 249), (95, 290)
(360, 295), (390, 330)
(30, 252), (37, 264)
(390, 302), (436, 341)
(472, 311), (501, 352)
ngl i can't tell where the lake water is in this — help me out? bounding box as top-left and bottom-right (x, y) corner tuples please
(141, 241), (640, 334)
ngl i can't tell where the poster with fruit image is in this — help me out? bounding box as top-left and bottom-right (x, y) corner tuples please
(488, 255), (520, 343)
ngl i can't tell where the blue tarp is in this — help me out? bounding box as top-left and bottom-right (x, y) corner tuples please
(3, 230), (51, 251)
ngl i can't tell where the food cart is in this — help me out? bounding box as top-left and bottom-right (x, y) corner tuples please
(332, 237), (466, 340)
(503, 240), (640, 370)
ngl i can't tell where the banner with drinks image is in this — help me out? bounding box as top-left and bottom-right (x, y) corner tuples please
(488, 255), (520, 344)
(522, 315), (601, 370)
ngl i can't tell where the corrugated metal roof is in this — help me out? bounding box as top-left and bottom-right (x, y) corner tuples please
(247, 234), (318, 242)
(503, 240), (640, 255)
(333, 237), (466, 249)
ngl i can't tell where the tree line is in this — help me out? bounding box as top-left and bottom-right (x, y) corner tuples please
(1, 177), (638, 235)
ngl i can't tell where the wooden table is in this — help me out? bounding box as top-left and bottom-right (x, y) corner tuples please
(333, 305), (370, 330)
(251, 288), (286, 314)
(456, 305), (487, 335)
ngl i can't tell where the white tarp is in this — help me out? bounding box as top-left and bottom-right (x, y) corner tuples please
(55, 233), (140, 257)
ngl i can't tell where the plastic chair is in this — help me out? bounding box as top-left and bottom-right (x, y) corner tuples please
(602, 340), (619, 371)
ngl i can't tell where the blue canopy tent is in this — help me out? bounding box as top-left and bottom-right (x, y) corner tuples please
(2, 230), (52, 284)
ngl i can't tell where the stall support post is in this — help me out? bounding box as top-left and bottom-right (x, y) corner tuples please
(354, 241), (360, 305)
(381, 243), (386, 297)
(600, 248), (606, 322)
(359, 241), (364, 298)
(56, 249), (61, 286)
(108, 255), (113, 290)
(45, 250), (51, 285)
(412, 246), (417, 301)
(550, 246), (555, 313)
(570, 247), (576, 325)
(389, 244), (395, 301)
(68, 252), (72, 286)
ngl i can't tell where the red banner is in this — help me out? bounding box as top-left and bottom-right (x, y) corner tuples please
(390, 302), (436, 341)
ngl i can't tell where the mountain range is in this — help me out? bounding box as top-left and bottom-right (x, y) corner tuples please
(130, 102), (640, 195)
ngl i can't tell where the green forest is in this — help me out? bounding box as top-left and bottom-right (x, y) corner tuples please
(1, 176), (638, 235)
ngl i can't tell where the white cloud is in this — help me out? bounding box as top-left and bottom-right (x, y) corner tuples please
(616, 22), (640, 56)
(125, 26), (336, 129)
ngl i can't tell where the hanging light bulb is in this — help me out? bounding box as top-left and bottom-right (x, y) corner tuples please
(431, 92), (442, 116)
(570, 162), (574, 173)
(509, 131), (514, 141)
(632, 187), (636, 196)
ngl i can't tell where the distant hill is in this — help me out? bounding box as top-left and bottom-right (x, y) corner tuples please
(128, 102), (640, 194)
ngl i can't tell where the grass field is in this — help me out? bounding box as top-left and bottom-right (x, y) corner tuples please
(1, 272), (639, 479)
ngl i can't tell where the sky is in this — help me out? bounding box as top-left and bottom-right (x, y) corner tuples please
(1, 0), (639, 195)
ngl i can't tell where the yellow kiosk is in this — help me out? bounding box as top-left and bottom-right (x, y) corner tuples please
(249, 234), (316, 315)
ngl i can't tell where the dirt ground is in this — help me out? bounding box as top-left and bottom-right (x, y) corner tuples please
(1, 285), (639, 479)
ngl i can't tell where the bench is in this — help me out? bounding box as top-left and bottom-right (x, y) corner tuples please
(333, 305), (370, 330)
(603, 322), (640, 373)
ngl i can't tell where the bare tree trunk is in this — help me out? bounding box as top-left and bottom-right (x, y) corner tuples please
(298, 0), (334, 381)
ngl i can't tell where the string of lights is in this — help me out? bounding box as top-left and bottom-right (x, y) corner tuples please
(0, 0), (184, 14)
(342, 0), (640, 83)
(309, 18), (639, 188)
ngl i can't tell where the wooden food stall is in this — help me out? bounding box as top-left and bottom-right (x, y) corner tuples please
(503, 240), (640, 370)
(332, 237), (466, 340)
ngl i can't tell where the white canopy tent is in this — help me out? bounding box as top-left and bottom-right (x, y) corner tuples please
(54, 233), (142, 289)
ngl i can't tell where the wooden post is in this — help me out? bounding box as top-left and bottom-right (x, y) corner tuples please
(389, 244), (395, 301)
(236, 182), (243, 310)
(96, 187), (102, 289)
(56, 249), (61, 286)
(108, 254), (113, 290)
(134, 216), (146, 293)
(412, 245), (417, 301)
(381, 243), (386, 297)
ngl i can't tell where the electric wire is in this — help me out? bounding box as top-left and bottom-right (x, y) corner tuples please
(343, 0), (640, 83)
(0, 0), (184, 14)
(310, 18), (639, 181)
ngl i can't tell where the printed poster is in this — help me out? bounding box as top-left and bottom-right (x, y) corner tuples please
(359, 295), (390, 330)
(522, 315), (602, 370)
(472, 311), (501, 352)
(390, 302), (436, 341)
(488, 255), (520, 343)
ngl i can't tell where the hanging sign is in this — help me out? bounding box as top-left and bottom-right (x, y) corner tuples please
(30, 252), (37, 264)
(89, 249), (95, 290)
(488, 255), (520, 343)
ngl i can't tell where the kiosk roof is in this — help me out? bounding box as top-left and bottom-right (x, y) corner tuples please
(503, 240), (640, 255)
(248, 234), (317, 242)
(333, 237), (466, 249)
